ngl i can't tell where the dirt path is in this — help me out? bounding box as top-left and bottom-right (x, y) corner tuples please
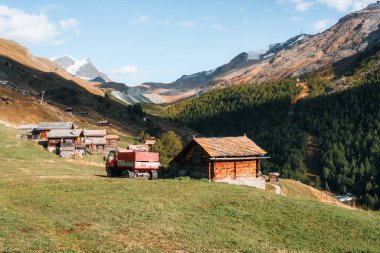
(271, 184), (282, 195)
(303, 182), (356, 210)
(291, 82), (310, 105)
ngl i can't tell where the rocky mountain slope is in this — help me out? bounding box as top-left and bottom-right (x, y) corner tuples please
(51, 55), (112, 83)
(0, 38), (145, 135)
(0, 38), (196, 140)
(131, 3), (380, 104)
(0, 39), (104, 97)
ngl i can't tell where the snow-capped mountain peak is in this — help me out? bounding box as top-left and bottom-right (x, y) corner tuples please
(50, 55), (112, 83)
(245, 34), (311, 62)
(247, 49), (268, 60)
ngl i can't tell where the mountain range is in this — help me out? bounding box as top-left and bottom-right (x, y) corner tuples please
(123, 2), (380, 104)
(1, 3), (379, 109)
(45, 3), (380, 105)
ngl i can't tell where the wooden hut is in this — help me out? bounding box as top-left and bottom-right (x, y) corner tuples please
(98, 120), (109, 127)
(17, 124), (37, 139)
(33, 122), (74, 141)
(128, 144), (150, 152)
(106, 135), (120, 149)
(17, 124), (37, 132)
(269, 172), (280, 183)
(46, 129), (84, 157)
(83, 130), (107, 152)
(170, 135), (268, 181)
(144, 138), (156, 150)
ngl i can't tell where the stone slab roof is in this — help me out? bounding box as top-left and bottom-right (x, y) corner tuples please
(193, 136), (267, 157)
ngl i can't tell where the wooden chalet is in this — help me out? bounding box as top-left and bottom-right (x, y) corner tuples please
(33, 122), (74, 141)
(144, 138), (156, 150)
(83, 130), (107, 152)
(170, 135), (268, 181)
(269, 172), (280, 183)
(106, 135), (120, 149)
(17, 124), (37, 139)
(46, 129), (84, 157)
(17, 124), (37, 132)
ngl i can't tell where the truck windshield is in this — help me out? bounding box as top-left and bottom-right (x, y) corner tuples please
(107, 152), (115, 161)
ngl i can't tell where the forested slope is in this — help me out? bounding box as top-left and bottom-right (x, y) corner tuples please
(160, 51), (380, 209)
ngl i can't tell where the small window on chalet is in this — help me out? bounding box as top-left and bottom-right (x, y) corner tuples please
(192, 146), (201, 163)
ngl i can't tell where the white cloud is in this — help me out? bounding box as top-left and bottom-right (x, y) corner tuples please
(281, 0), (378, 12)
(279, 0), (314, 11)
(177, 21), (197, 28)
(295, 0), (315, 11)
(136, 15), (149, 23)
(208, 24), (225, 31)
(316, 0), (377, 12)
(111, 66), (139, 75)
(242, 17), (249, 25)
(129, 15), (150, 25)
(59, 18), (79, 30)
(0, 5), (79, 45)
(291, 16), (302, 21)
(313, 19), (335, 32)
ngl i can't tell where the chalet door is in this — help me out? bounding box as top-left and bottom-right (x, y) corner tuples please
(41, 131), (47, 140)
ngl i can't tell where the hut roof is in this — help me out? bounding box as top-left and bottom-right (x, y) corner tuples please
(106, 135), (120, 140)
(18, 124), (37, 130)
(193, 136), (267, 157)
(128, 144), (150, 151)
(86, 137), (107, 145)
(83, 130), (107, 137)
(144, 139), (156, 145)
(36, 122), (74, 131)
(47, 129), (82, 138)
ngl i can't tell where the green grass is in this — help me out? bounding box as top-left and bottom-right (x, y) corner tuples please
(118, 135), (140, 148)
(0, 124), (380, 252)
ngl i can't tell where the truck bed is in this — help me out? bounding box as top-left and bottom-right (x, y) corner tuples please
(117, 152), (159, 162)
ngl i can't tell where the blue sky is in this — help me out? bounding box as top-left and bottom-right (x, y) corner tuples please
(0, 0), (376, 85)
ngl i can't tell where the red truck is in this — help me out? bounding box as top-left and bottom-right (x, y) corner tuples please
(104, 149), (161, 179)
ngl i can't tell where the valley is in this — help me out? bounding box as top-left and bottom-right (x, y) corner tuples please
(0, 1), (380, 252)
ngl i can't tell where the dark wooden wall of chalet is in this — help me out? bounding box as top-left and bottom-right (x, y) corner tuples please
(212, 160), (257, 181)
(176, 143), (210, 179)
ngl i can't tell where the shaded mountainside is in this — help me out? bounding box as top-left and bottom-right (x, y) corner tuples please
(0, 38), (182, 138)
(0, 39), (104, 97)
(132, 3), (380, 104)
(157, 48), (380, 209)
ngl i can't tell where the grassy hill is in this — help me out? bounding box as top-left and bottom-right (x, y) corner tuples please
(0, 124), (379, 252)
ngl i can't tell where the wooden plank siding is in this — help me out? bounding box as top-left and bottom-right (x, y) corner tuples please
(213, 160), (257, 180)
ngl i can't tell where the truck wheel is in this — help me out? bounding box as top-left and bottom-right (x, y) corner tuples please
(107, 168), (115, 178)
(122, 170), (135, 179)
(149, 170), (158, 180)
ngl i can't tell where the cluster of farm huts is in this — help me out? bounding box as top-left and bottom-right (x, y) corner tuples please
(18, 122), (120, 158)
(18, 121), (273, 188)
